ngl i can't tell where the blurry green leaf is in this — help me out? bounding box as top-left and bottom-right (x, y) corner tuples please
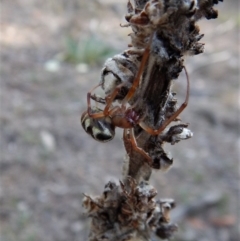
(63, 35), (115, 65)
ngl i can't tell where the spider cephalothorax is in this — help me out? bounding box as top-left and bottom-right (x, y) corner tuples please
(81, 105), (142, 143)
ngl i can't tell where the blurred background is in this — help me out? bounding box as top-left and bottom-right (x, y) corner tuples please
(0, 0), (239, 240)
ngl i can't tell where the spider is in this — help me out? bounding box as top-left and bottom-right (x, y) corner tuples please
(81, 34), (190, 164)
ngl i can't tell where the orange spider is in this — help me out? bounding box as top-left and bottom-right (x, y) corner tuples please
(81, 33), (189, 164)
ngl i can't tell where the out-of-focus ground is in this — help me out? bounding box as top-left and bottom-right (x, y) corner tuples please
(0, 0), (239, 240)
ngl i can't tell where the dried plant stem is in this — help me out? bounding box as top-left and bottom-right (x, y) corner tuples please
(82, 1), (222, 240)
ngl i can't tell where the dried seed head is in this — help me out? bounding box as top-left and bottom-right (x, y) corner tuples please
(82, 194), (103, 215)
(83, 179), (177, 240)
(165, 123), (193, 144)
(156, 223), (178, 239)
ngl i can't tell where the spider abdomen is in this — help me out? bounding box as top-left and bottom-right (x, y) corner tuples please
(81, 111), (115, 142)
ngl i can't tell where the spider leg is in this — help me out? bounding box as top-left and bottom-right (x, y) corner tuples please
(108, 105), (121, 116)
(122, 33), (154, 105)
(103, 83), (125, 116)
(101, 33), (153, 114)
(139, 66), (190, 135)
(124, 128), (152, 164)
(87, 84), (106, 119)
